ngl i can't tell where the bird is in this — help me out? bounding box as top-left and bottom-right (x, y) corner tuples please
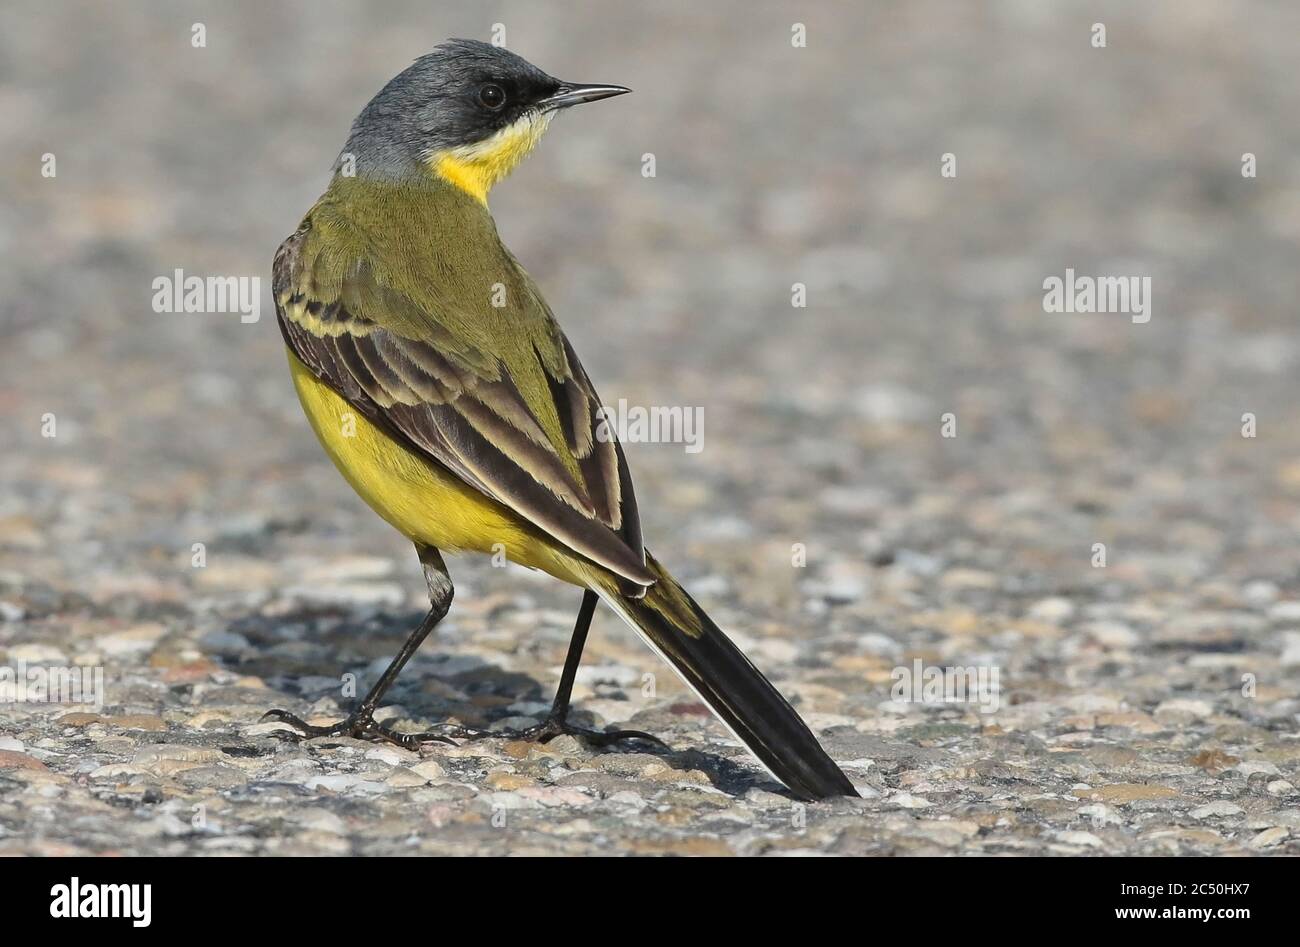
(268, 38), (858, 801)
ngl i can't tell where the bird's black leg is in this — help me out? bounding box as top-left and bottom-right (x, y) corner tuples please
(452, 589), (668, 749)
(262, 545), (456, 749)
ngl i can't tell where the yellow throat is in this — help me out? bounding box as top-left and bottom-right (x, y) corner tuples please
(429, 111), (555, 204)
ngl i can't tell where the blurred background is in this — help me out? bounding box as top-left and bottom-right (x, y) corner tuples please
(2, 1), (1299, 855)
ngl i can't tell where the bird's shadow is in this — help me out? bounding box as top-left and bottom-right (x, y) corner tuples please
(213, 605), (784, 800)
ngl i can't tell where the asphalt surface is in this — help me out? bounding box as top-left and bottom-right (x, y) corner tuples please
(2, 0), (1299, 855)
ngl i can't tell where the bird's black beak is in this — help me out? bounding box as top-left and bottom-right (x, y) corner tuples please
(538, 82), (631, 112)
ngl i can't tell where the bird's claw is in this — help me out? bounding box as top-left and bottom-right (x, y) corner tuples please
(453, 714), (669, 750)
(260, 708), (456, 748)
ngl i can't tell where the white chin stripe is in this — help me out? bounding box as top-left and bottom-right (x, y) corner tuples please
(451, 110), (554, 164)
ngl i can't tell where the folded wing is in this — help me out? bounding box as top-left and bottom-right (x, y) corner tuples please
(273, 215), (651, 591)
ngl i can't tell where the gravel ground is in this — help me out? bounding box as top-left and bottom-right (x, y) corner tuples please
(3, 1), (1300, 856)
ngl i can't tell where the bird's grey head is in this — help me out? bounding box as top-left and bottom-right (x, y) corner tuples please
(337, 39), (629, 192)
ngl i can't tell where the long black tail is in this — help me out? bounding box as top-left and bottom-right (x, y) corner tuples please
(597, 551), (858, 801)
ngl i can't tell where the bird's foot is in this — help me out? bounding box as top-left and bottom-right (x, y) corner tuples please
(450, 713), (669, 750)
(260, 707), (456, 749)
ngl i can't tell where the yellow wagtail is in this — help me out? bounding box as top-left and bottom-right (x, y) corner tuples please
(269, 39), (856, 799)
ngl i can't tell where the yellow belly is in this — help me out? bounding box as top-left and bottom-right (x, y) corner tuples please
(288, 348), (590, 587)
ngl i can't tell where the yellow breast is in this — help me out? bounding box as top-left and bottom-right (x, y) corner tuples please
(287, 348), (592, 587)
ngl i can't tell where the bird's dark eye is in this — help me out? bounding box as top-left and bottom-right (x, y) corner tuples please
(478, 83), (506, 110)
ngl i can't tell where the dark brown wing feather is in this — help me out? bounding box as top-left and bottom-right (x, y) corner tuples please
(274, 219), (652, 591)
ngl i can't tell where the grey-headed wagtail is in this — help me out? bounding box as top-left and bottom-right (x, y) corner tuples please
(269, 39), (856, 800)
